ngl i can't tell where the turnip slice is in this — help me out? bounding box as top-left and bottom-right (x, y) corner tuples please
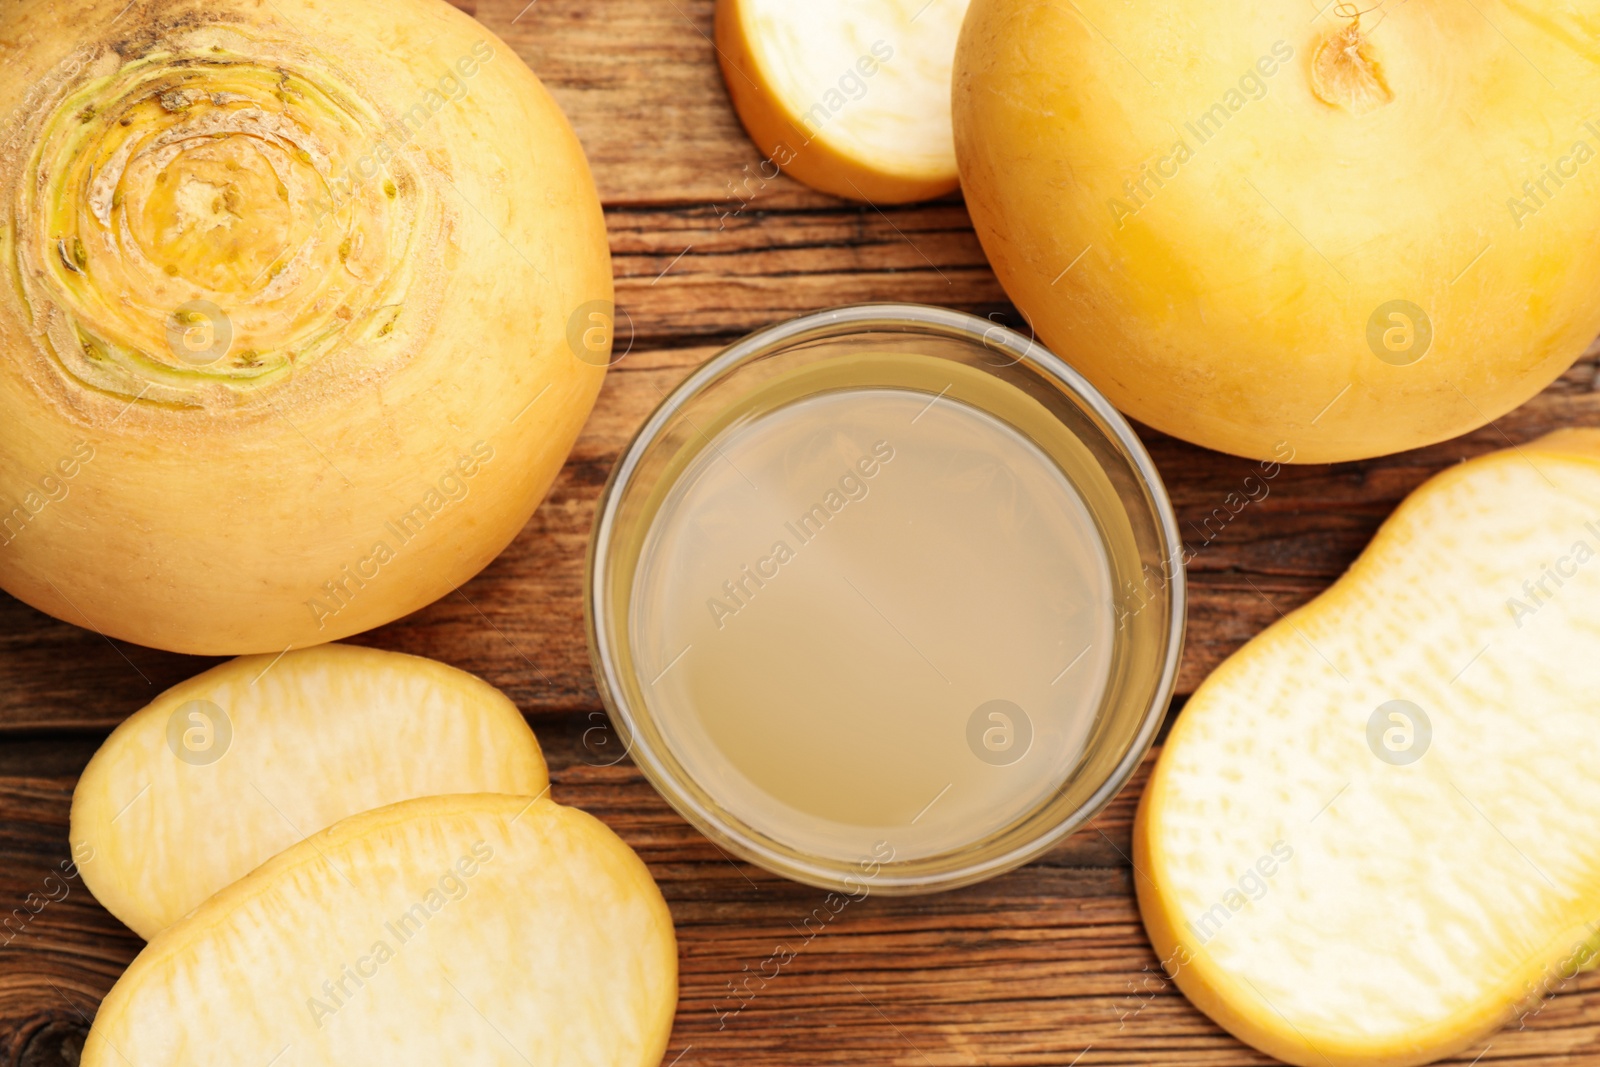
(1136, 430), (1600, 1066)
(71, 644), (546, 939)
(716, 0), (971, 203)
(82, 795), (677, 1067)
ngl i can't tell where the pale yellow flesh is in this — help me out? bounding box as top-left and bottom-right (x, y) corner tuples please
(82, 794), (678, 1067)
(1136, 430), (1600, 1067)
(720, 0), (970, 200)
(71, 644), (547, 939)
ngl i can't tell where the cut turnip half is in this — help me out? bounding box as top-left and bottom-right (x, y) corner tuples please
(716, 0), (971, 203)
(1136, 430), (1600, 1066)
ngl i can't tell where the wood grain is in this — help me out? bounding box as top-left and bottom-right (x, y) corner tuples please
(5, 0), (1600, 1063)
(5, 339), (1597, 731)
(6, 730), (1600, 1066)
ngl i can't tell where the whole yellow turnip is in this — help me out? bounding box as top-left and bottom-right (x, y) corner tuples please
(954, 0), (1600, 462)
(0, 0), (612, 653)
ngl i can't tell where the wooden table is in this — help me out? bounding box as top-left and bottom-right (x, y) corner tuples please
(5, 2), (1600, 1063)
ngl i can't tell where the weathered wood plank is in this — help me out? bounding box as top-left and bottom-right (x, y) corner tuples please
(5, 2), (1600, 1064)
(2, 338), (1596, 731)
(610, 203), (1004, 342)
(487, 0), (835, 209)
(4, 730), (1600, 1066)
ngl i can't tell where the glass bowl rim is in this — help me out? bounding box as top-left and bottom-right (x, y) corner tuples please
(585, 301), (1187, 893)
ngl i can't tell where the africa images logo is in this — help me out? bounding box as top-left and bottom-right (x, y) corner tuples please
(704, 441), (895, 630)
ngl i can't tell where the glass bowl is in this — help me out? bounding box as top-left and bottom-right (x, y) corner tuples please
(586, 303), (1185, 894)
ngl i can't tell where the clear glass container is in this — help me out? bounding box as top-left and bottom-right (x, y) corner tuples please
(586, 304), (1185, 894)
